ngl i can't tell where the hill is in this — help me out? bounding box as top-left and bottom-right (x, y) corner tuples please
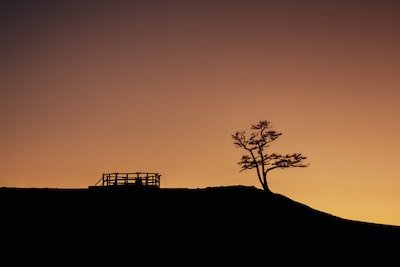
(1, 185), (399, 261)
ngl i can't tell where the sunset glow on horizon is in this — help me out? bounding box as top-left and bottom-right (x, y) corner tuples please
(1, 0), (400, 226)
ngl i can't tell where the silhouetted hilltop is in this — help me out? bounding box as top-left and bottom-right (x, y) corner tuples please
(1, 185), (399, 261)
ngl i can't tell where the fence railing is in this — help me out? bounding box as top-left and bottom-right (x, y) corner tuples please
(94, 172), (161, 188)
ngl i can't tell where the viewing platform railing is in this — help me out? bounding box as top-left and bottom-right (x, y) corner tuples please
(93, 172), (161, 188)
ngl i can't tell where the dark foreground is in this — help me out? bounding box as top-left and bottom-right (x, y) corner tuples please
(2, 186), (399, 262)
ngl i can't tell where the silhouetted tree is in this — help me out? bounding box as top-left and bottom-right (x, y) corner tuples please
(232, 120), (308, 193)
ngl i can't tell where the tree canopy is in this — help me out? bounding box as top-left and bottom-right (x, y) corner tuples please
(232, 120), (308, 192)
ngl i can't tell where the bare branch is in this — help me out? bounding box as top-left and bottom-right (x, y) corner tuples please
(266, 153), (308, 172)
(238, 155), (257, 172)
(232, 131), (249, 149)
(251, 120), (271, 130)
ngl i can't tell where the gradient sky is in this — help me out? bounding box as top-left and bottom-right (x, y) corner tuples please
(1, 0), (399, 225)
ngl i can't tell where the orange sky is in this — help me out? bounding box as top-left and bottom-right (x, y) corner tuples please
(1, 0), (400, 226)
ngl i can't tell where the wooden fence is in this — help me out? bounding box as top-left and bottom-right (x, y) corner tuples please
(94, 172), (161, 188)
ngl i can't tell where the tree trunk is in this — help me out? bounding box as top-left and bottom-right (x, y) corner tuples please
(262, 183), (271, 193)
(262, 174), (272, 193)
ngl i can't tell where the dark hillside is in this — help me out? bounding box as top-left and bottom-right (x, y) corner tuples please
(1, 186), (399, 262)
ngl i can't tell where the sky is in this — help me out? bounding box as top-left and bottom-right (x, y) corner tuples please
(1, 0), (399, 226)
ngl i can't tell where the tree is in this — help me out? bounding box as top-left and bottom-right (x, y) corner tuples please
(232, 120), (308, 193)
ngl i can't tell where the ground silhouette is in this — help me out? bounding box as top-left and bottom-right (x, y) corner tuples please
(1, 185), (399, 262)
